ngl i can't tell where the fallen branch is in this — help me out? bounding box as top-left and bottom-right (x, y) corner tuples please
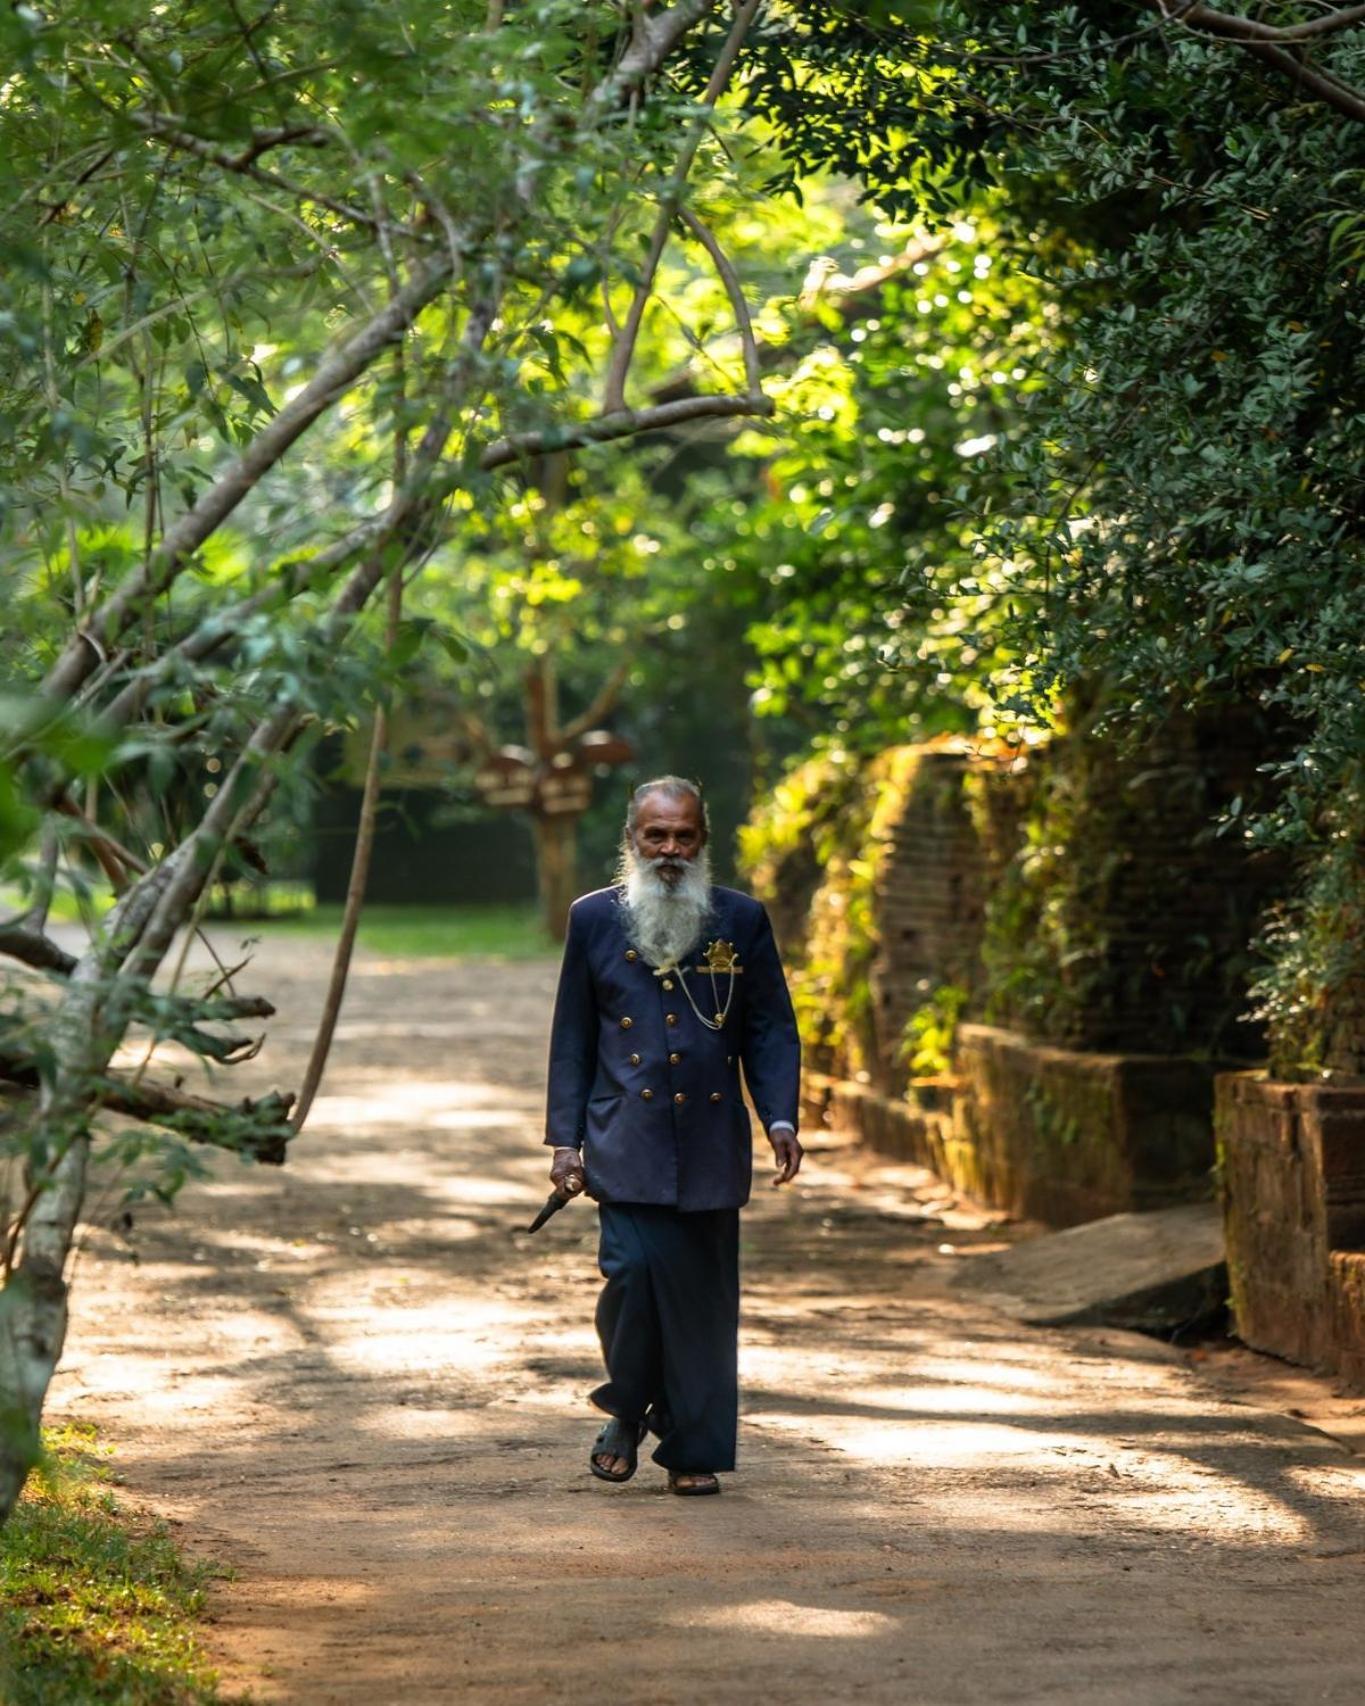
(0, 925), (77, 978)
(0, 1055), (294, 1164)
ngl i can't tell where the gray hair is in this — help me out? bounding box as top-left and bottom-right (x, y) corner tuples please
(626, 774), (709, 837)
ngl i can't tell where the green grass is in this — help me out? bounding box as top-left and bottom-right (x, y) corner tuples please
(0, 884), (557, 960)
(0, 1424), (230, 1705)
(247, 900), (555, 959)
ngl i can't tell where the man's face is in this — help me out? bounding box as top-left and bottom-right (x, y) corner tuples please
(630, 791), (705, 888)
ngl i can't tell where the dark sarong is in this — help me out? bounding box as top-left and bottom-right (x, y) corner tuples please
(590, 1202), (739, 1474)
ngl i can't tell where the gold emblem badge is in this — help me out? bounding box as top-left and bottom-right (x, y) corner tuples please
(704, 938), (738, 973)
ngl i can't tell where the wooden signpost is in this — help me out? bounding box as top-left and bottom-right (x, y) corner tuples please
(472, 660), (634, 939)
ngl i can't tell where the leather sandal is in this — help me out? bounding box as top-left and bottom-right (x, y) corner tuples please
(667, 1471), (720, 1496)
(589, 1416), (648, 1483)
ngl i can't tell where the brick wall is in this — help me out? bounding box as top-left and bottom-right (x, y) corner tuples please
(1217, 1073), (1365, 1384)
(865, 746), (1022, 1090)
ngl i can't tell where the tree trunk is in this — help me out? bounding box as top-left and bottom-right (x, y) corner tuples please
(534, 813), (579, 942)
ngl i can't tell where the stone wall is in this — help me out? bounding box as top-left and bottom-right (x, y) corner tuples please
(805, 1024), (1217, 1228)
(865, 747), (1025, 1090)
(750, 716), (1288, 1234)
(1217, 1073), (1365, 1384)
(954, 1024), (1216, 1225)
(978, 709), (1285, 1059)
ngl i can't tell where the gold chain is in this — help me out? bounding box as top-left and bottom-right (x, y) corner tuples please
(654, 958), (735, 1031)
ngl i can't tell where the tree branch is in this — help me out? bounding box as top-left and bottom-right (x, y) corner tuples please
(480, 390), (773, 471)
(124, 111), (384, 233)
(1160, 3), (1365, 120)
(679, 209), (762, 397)
(98, 519), (382, 727)
(39, 257), (459, 706)
(0, 925), (76, 978)
(601, 0), (761, 412)
(1168, 3), (1365, 44)
(559, 656), (634, 746)
(0, 1063), (294, 1164)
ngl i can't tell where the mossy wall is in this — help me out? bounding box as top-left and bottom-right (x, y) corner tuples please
(977, 708), (1285, 1058)
(747, 714), (1292, 1223)
(741, 737), (1026, 1089)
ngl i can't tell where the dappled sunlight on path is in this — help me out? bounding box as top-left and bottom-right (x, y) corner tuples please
(52, 939), (1365, 1704)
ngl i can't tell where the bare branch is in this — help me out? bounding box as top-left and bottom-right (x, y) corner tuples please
(1167, 3), (1365, 44)
(679, 209), (762, 397)
(289, 590), (394, 1132)
(559, 657), (634, 747)
(0, 925), (77, 978)
(481, 390), (773, 470)
(602, 0), (762, 411)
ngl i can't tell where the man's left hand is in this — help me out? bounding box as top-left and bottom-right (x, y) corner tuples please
(768, 1124), (803, 1186)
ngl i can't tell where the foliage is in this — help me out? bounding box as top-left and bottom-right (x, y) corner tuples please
(683, 210), (1055, 751)
(734, 3), (1365, 1068)
(742, 743), (929, 1085)
(0, 1424), (223, 1704)
(2, 0), (874, 1517)
(900, 982), (968, 1080)
(1249, 839), (1365, 1079)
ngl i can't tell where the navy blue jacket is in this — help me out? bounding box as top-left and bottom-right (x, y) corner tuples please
(544, 884), (801, 1211)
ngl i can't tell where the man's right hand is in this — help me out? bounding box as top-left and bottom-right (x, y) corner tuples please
(550, 1146), (585, 1196)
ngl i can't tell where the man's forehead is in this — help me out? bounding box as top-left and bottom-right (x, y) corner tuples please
(634, 789), (702, 826)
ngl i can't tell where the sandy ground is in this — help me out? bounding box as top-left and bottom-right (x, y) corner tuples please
(48, 936), (1365, 1705)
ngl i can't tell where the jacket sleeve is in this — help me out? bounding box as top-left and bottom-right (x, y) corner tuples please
(739, 905), (801, 1134)
(544, 901), (599, 1149)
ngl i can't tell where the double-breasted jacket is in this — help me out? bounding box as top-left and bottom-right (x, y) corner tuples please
(543, 884), (801, 1211)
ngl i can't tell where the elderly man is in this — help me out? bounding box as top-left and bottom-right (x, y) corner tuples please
(544, 775), (802, 1496)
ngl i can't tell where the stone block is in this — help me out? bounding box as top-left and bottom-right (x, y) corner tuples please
(953, 1024), (1215, 1226)
(952, 1202), (1226, 1332)
(1217, 1071), (1365, 1386)
(805, 1027), (1219, 1232)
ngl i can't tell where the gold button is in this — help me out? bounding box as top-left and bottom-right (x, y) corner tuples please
(666, 1013), (678, 1026)
(625, 949), (637, 961)
(641, 1088), (654, 1101)
(662, 978), (675, 991)
(710, 1092), (722, 1103)
(674, 1092), (686, 1105)
(619, 1016), (633, 1029)
(629, 1053), (641, 1066)
(669, 1052), (681, 1066)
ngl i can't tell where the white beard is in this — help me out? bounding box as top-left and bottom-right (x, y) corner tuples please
(618, 843), (713, 970)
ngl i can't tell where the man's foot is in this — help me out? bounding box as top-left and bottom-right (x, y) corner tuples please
(589, 1417), (647, 1482)
(667, 1471), (720, 1496)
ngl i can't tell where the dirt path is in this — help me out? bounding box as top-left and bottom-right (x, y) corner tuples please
(50, 938), (1365, 1705)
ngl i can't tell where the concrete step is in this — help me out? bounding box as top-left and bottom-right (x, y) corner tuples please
(952, 1201), (1226, 1334)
